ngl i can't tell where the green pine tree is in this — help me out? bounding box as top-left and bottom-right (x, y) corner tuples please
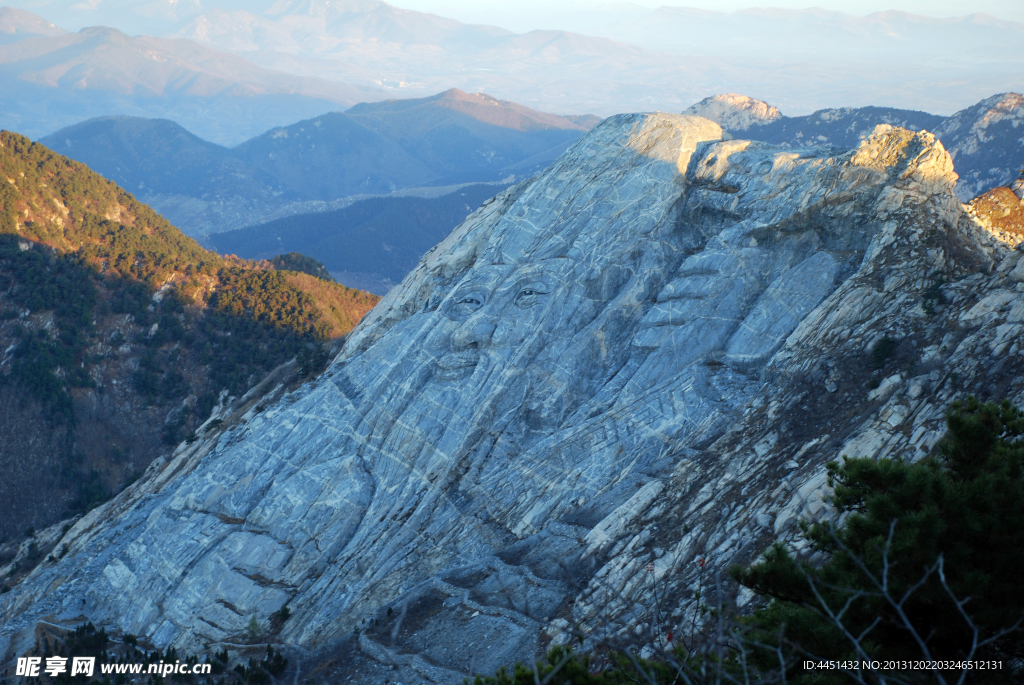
(735, 397), (1024, 681)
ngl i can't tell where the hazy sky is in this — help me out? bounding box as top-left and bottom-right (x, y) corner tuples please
(388, 1), (1024, 29)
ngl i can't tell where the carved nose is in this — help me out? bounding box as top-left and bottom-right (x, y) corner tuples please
(452, 317), (497, 350)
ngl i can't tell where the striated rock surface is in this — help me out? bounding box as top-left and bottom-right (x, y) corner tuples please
(4, 113), (1024, 680)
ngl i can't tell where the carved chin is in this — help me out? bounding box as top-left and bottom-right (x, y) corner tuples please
(435, 352), (480, 380)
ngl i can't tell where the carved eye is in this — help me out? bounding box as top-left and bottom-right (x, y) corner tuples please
(515, 282), (549, 308)
(446, 290), (487, 320)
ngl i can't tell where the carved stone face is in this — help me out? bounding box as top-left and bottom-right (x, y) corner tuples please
(431, 259), (582, 383)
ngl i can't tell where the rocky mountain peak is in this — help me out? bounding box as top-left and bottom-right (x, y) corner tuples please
(684, 93), (783, 130)
(936, 92), (1024, 154)
(3, 111), (1023, 677)
(695, 91), (1024, 203)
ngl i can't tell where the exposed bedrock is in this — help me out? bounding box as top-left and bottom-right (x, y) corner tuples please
(5, 112), (1024, 678)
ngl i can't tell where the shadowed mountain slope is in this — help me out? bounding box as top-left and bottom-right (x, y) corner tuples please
(346, 89), (600, 184)
(210, 183), (510, 293)
(749, 105), (946, 147)
(932, 93), (1024, 200)
(233, 111), (436, 200)
(39, 116), (287, 202)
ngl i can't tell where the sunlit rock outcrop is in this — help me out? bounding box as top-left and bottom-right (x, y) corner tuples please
(684, 93), (782, 131)
(692, 91), (1024, 202)
(4, 113), (1024, 680)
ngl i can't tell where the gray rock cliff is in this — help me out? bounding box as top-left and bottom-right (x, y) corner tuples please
(692, 91), (1024, 203)
(4, 112), (1024, 679)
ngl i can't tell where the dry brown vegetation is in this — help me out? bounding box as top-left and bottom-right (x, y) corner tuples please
(281, 271), (379, 339)
(966, 186), (1024, 234)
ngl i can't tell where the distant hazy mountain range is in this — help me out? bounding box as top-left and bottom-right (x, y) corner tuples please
(0, 7), (384, 145)
(1, 2), (1023, 137)
(40, 88), (597, 234)
(160, 3), (1024, 117)
(687, 92), (1024, 201)
(491, 5), (1024, 60)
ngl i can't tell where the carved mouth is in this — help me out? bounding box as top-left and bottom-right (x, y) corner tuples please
(638, 313), (684, 329)
(435, 352), (479, 380)
(638, 319), (677, 329)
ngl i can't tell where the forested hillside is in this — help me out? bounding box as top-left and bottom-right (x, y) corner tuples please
(0, 132), (378, 542)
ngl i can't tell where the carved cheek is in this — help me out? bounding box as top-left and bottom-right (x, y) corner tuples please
(491, 298), (556, 347)
(425, 317), (461, 349)
(488, 317), (522, 347)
